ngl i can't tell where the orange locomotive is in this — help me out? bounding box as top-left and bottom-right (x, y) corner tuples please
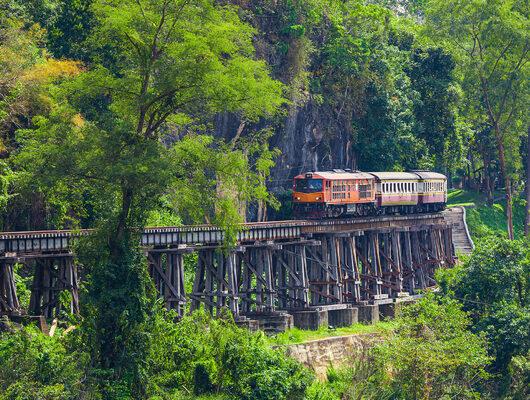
(292, 169), (447, 219)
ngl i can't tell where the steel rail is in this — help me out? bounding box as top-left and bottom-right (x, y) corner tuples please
(0, 213), (443, 239)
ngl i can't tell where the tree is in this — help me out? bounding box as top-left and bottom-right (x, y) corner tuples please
(426, 0), (529, 239)
(526, 126), (530, 236)
(15, 0), (285, 396)
(407, 47), (459, 175)
(446, 237), (529, 372)
(47, 0), (95, 61)
(355, 294), (490, 399)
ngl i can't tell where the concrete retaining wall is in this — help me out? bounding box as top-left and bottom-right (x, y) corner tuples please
(284, 333), (381, 380)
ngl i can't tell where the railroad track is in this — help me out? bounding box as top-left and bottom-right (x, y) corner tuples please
(0, 212), (448, 257)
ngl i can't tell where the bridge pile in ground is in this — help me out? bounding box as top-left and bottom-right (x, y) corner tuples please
(0, 213), (454, 332)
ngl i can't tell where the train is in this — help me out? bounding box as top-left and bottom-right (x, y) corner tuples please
(292, 169), (447, 218)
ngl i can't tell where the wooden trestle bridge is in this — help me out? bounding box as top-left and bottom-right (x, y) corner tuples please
(0, 213), (455, 330)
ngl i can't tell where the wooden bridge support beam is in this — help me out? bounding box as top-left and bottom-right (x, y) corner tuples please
(238, 247), (275, 313)
(0, 262), (20, 315)
(356, 232), (385, 302)
(148, 251), (187, 316)
(274, 245), (310, 310)
(336, 234), (362, 303)
(28, 257), (79, 318)
(307, 235), (343, 306)
(378, 230), (405, 298)
(190, 249), (240, 317)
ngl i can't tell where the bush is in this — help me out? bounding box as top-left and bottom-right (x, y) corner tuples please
(449, 237), (529, 371)
(350, 294), (490, 399)
(0, 325), (88, 400)
(505, 352), (530, 400)
(147, 309), (314, 400)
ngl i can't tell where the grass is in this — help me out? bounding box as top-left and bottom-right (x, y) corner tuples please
(268, 321), (395, 346)
(447, 189), (526, 240)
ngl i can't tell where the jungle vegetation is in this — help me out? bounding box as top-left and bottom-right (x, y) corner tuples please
(0, 0), (528, 399)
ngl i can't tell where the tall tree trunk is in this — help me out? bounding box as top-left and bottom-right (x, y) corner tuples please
(494, 125), (514, 240)
(483, 150), (494, 205)
(524, 126), (530, 236)
(110, 184), (134, 262)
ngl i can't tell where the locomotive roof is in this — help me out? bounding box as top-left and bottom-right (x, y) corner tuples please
(294, 171), (374, 180)
(294, 170), (447, 181)
(368, 172), (419, 181)
(411, 171), (447, 180)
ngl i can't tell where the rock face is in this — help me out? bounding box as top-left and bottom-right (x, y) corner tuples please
(269, 101), (356, 193)
(284, 333), (382, 380)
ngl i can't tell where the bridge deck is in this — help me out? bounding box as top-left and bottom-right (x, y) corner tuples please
(0, 213), (446, 257)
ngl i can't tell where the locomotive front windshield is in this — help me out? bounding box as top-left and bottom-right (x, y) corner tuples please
(295, 179), (323, 193)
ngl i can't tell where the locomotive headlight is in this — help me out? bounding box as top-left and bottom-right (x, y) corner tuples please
(296, 196), (300, 200)
(316, 196), (321, 200)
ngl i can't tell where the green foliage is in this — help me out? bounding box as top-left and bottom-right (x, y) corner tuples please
(0, 326), (87, 400)
(304, 295), (491, 400)
(74, 226), (157, 398)
(168, 133), (279, 242)
(0, 161), (14, 214)
(146, 310), (314, 400)
(91, 0), (285, 129)
(47, 0), (95, 60)
(1, 311), (321, 400)
(12, 263), (32, 310)
(408, 47), (460, 171)
(425, 0), (529, 236)
(13, 2), (286, 396)
(447, 190), (526, 239)
(305, 367), (352, 400)
(359, 294), (490, 399)
(505, 352), (530, 400)
(444, 237), (529, 372)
